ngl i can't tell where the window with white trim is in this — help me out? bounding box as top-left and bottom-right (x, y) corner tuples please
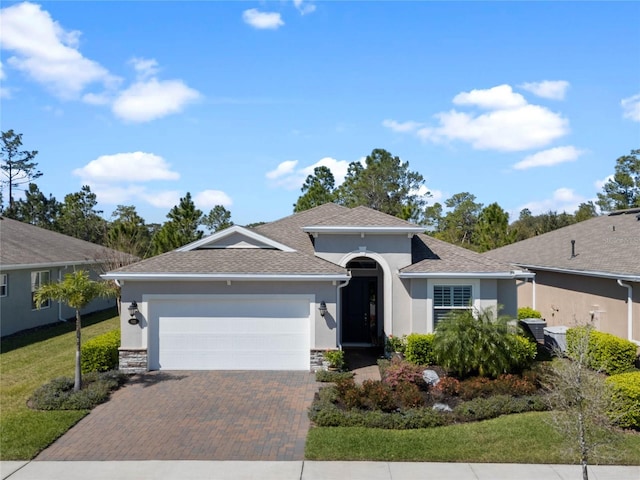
(433, 285), (472, 329)
(31, 270), (50, 309)
(0, 274), (7, 297)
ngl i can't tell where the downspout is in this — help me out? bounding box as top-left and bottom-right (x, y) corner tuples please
(617, 279), (634, 343)
(531, 276), (536, 310)
(336, 276), (352, 350)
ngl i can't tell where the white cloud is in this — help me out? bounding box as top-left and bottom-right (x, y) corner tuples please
(621, 93), (640, 121)
(194, 190), (233, 209)
(139, 190), (181, 209)
(266, 160), (298, 180)
(266, 157), (351, 190)
(418, 103), (569, 151)
(129, 57), (160, 80)
(453, 84), (527, 110)
(242, 9), (284, 29)
(518, 187), (585, 215)
(390, 84), (570, 152)
(293, 0), (316, 15)
(594, 174), (613, 191)
(382, 119), (424, 133)
(112, 78), (201, 123)
(513, 146), (584, 170)
(82, 92), (111, 106)
(520, 80), (570, 100)
(73, 152), (180, 182)
(0, 2), (120, 99)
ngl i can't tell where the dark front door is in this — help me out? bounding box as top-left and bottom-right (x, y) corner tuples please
(342, 277), (377, 344)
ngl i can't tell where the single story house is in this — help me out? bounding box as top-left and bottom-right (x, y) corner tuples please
(104, 204), (532, 372)
(485, 208), (640, 345)
(0, 217), (123, 337)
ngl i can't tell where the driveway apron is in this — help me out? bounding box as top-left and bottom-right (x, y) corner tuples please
(35, 371), (319, 461)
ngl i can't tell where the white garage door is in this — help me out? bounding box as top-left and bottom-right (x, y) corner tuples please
(148, 295), (312, 371)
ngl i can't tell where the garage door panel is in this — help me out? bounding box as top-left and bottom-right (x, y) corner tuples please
(152, 296), (311, 370)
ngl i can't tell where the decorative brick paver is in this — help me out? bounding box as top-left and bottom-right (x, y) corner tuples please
(36, 371), (319, 461)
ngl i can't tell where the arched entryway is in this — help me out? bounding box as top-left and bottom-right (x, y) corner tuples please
(341, 257), (382, 346)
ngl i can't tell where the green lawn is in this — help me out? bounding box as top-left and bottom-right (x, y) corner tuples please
(0, 309), (119, 460)
(305, 412), (640, 464)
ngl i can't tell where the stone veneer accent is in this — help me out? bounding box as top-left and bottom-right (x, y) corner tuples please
(119, 348), (148, 374)
(310, 349), (328, 372)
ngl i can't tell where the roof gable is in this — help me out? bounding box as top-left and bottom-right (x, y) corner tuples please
(177, 226), (295, 252)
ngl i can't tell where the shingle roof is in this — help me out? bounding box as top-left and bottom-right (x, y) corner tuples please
(485, 209), (640, 277)
(0, 217), (124, 268)
(401, 234), (520, 274)
(108, 248), (347, 276)
(310, 206), (421, 228)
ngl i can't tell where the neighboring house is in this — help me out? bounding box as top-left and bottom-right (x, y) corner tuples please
(485, 208), (640, 345)
(0, 217), (124, 337)
(104, 204), (532, 372)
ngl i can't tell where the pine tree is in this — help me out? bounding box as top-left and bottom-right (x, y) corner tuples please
(1, 130), (42, 208)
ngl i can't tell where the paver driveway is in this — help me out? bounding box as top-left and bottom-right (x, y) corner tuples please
(36, 371), (319, 461)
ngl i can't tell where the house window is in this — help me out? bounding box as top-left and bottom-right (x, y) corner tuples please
(0, 274), (7, 297)
(31, 270), (50, 309)
(433, 285), (472, 329)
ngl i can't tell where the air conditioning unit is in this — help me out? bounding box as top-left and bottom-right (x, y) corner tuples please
(519, 318), (547, 343)
(544, 326), (568, 354)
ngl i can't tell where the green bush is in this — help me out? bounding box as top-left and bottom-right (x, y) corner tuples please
(606, 371), (640, 429)
(517, 307), (542, 320)
(433, 308), (534, 378)
(315, 370), (354, 383)
(29, 370), (128, 410)
(81, 329), (120, 373)
(453, 394), (547, 422)
(567, 327), (637, 375)
(323, 350), (345, 370)
(404, 333), (436, 365)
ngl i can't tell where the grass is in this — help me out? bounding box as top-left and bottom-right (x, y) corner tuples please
(305, 411), (640, 464)
(0, 309), (119, 460)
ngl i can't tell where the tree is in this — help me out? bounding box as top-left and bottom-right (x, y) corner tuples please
(422, 202), (443, 232)
(336, 148), (427, 221)
(596, 149), (640, 212)
(3, 183), (60, 230)
(58, 185), (107, 244)
(574, 201), (598, 223)
(473, 202), (516, 252)
(433, 192), (483, 248)
(293, 166), (337, 212)
(34, 270), (116, 391)
(203, 205), (234, 233)
(106, 205), (152, 258)
(151, 192), (203, 254)
(544, 326), (622, 480)
(0, 130), (42, 208)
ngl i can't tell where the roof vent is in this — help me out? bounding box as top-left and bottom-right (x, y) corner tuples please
(571, 239), (576, 258)
(636, 213), (640, 221)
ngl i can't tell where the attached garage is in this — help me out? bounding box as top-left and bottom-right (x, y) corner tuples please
(146, 295), (313, 371)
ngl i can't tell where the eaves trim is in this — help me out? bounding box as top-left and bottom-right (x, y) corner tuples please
(101, 272), (351, 282)
(398, 271), (535, 280)
(511, 264), (640, 282)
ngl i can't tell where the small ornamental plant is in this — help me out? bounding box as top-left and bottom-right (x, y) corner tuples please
(385, 334), (407, 354)
(324, 350), (345, 370)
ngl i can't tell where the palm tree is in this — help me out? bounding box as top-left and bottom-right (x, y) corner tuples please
(34, 270), (117, 391)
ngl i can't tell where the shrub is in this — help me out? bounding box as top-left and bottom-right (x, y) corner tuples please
(385, 334), (407, 354)
(382, 358), (426, 389)
(404, 333), (436, 365)
(508, 335), (538, 372)
(433, 308), (531, 378)
(29, 370), (128, 410)
(434, 376), (460, 396)
(81, 329), (120, 373)
(606, 371), (640, 429)
(567, 327), (637, 375)
(315, 370), (354, 383)
(457, 374), (538, 400)
(453, 394), (547, 422)
(518, 307), (542, 319)
(394, 381), (425, 409)
(361, 380), (396, 412)
(323, 350), (345, 370)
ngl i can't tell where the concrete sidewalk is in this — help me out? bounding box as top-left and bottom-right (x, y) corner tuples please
(2, 461), (638, 480)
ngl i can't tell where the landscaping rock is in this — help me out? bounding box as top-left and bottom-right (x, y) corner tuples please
(432, 402), (453, 412)
(422, 369), (440, 386)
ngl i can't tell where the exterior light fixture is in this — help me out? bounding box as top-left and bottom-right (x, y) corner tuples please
(128, 301), (139, 325)
(319, 301), (327, 317)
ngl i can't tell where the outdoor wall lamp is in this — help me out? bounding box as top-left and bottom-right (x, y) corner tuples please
(128, 301), (139, 325)
(319, 301), (327, 317)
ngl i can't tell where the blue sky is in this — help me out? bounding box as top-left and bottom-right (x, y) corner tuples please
(1, 1), (639, 227)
